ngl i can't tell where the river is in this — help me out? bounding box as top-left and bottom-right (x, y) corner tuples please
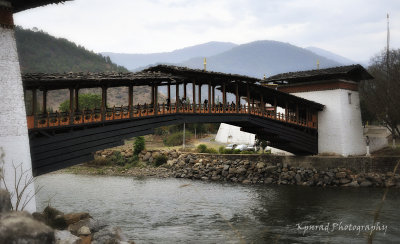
(36, 174), (400, 243)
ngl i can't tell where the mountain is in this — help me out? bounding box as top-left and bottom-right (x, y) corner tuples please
(180, 40), (342, 78)
(306, 46), (355, 65)
(15, 27), (128, 73)
(102, 41), (237, 71)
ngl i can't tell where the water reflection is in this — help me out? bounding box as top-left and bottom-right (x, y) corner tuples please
(36, 174), (400, 244)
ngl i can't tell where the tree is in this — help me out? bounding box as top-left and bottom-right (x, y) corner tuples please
(133, 136), (145, 155)
(360, 49), (400, 143)
(58, 93), (102, 112)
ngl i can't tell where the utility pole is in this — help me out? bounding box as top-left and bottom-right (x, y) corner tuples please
(386, 14), (395, 148)
(183, 122), (186, 149)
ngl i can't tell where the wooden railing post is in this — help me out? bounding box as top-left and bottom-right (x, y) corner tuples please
(192, 81), (196, 113)
(176, 83), (180, 112)
(32, 88), (38, 128)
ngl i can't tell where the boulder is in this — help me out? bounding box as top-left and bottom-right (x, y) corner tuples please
(142, 152), (151, 161)
(78, 226), (91, 236)
(0, 189), (11, 213)
(43, 206), (68, 230)
(64, 212), (91, 226)
(342, 181), (359, 187)
(359, 180), (372, 187)
(339, 178), (351, 185)
(0, 211), (55, 244)
(336, 172), (347, 179)
(55, 230), (81, 244)
(256, 162), (265, 169)
(92, 226), (128, 244)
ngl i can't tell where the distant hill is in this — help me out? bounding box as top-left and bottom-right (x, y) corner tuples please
(102, 41), (237, 71)
(306, 46), (355, 65)
(180, 41), (342, 78)
(15, 27), (128, 73)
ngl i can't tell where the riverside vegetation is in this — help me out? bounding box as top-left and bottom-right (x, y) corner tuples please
(64, 141), (400, 189)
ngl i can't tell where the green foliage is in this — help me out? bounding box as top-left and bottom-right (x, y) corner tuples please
(218, 146), (225, 154)
(15, 26), (128, 73)
(109, 151), (125, 166)
(154, 155), (168, 167)
(205, 148), (218, 154)
(240, 150), (254, 154)
(59, 93), (102, 112)
(233, 149), (241, 154)
(197, 144), (208, 153)
(163, 131), (193, 146)
(133, 136), (146, 155)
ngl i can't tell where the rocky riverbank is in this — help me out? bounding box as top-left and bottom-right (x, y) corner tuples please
(0, 190), (134, 244)
(65, 149), (400, 188)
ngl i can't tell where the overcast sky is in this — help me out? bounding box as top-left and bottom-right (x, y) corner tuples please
(14, 0), (400, 62)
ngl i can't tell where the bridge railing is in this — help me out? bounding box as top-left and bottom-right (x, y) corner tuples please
(26, 102), (317, 130)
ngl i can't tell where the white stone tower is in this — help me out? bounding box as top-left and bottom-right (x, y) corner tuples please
(266, 65), (374, 156)
(0, 0), (36, 212)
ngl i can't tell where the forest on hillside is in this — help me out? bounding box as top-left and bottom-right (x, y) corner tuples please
(15, 26), (128, 73)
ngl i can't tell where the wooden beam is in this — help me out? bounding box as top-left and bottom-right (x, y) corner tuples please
(74, 88), (79, 112)
(101, 86), (107, 122)
(128, 85), (133, 117)
(212, 86), (215, 107)
(167, 83), (171, 102)
(235, 83), (239, 112)
(69, 88), (74, 113)
(222, 82), (226, 112)
(32, 88), (37, 127)
(274, 97), (277, 119)
(192, 81), (196, 112)
(198, 84), (202, 112)
(176, 83), (180, 111)
(247, 83), (250, 114)
(208, 82), (211, 113)
(184, 82), (187, 99)
(285, 102), (288, 122)
(296, 104), (299, 124)
(154, 85), (158, 115)
(261, 94), (264, 116)
(151, 84), (154, 106)
(42, 90), (47, 114)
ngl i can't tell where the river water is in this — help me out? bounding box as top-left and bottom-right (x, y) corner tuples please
(36, 174), (400, 243)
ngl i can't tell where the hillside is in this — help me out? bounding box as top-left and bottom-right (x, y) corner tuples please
(306, 46), (355, 65)
(102, 41), (237, 71)
(180, 41), (342, 78)
(15, 27), (128, 73)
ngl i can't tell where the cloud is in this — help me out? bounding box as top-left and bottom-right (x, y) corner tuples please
(13, 0), (400, 61)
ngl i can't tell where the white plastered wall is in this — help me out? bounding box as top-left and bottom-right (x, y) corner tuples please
(0, 24), (37, 212)
(292, 89), (366, 156)
(215, 123), (255, 145)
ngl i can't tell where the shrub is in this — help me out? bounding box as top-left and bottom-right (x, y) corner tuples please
(109, 151), (125, 166)
(240, 150), (254, 154)
(233, 149), (241, 154)
(133, 136), (145, 155)
(154, 155), (168, 167)
(88, 157), (110, 166)
(205, 148), (218, 154)
(197, 144), (207, 153)
(218, 146), (225, 154)
(164, 131), (192, 146)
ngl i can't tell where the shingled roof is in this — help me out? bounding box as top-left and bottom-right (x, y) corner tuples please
(264, 64), (373, 84)
(143, 65), (261, 84)
(9, 0), (71, 13)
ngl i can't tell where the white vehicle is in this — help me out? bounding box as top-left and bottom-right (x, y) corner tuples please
(225, 144), (237, 150)
(235, 144), (248, 151)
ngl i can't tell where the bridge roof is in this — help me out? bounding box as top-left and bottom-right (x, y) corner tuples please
(22, 65), (324, 111)
(143, 65), (261, 84)
(264, 64), (373, 84)
(22, 71), (179, 90)
(8, 0), (71, 13)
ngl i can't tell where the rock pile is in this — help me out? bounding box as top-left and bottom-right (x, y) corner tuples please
(169, 154), (400, 187)
(0, 191), (134, 244)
